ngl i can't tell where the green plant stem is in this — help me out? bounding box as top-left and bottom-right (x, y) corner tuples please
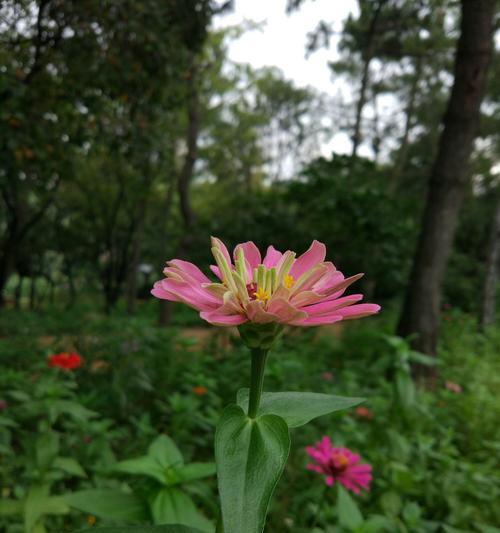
(247, 347), (268, 418)
(215, 512), (224, 533)
(310, 484), (327, 529)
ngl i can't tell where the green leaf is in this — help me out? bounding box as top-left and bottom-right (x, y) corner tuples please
(149, 434), (184, 469)
(75, 527), (204, 533)
(380, 491), (402, 516)
(50, 400), (98, 422)
(395, 371), (416, 412)
(360, 515), (393, 533)
(53, 456), (87, 478)
(215, 404), (290, 533)
(151, 487), (213, 532)
(0, 415), (18, 428)
(64, 489), (148, 521)
(35, 432), (59, 470)
(175, 463), (216, 484)
(237, 389), (364, 427)
(0, 498), (23, 516)
(115, 456), (167, 484)
(24, 485), (70, 532)
(337, 485), (363, 530)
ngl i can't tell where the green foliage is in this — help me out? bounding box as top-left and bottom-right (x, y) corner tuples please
(236, 389), (365, 428)
(65, 490), (148, 522)
(75, 524), (200, 533)
(215, 405), (290, 533)
(0, 305), (499, 531)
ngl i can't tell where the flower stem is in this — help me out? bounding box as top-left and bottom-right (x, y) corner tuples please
(247, 347), (268, 419)
(215, 512), (224, 533)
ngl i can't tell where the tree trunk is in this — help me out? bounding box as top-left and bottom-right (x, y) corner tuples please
(350, 0), (386, 160)
(158, 176), (177, 326)
(29, 276), (36, 310)
(15, 275), (23, 309)
(0, 230), (18, 308)
(397, 0), (495, 369)
(480, 196), (500, 328)
(125, 196), (148, 314)
(177, 53), (200, 255)
(158, 55), (201, 326)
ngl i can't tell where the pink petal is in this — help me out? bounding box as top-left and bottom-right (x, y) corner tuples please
(322, 273), (364, 299)
(338, 477), (360, 494)
(306, 464), (323, 473)
(325, 476), (334, 487)
(263, 245), (283, 268)
(154, 279), (220, 311)
(234, 241), (262, 269)
(337, 304), (381, 319)
(300, 295), (364, 316)
(211, 237), (232, 266)
(289, 290), (326, 307)
(209, 265), (223, 280)
(289, 314), (344, 326)
(290, 240), (326, 279)
(292, 264), (329, 294)
(245, 301), (280, 324)
(199, 311), (247, 326)
(167, 259), (210, 283)
(267, 298), (307, 324)
(151, 281), (181, 302)
(348, 464), (372, 475)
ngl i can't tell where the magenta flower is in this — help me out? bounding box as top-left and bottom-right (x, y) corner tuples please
(305, 436), (372, 494)
(152, 238), (380, 327)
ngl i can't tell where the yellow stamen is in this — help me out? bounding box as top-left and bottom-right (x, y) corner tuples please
(332, 453), (349, 468)
(283, 274), (295, 289)
(255, 287), (270, 302)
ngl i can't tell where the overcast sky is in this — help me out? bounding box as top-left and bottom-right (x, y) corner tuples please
(213, 0), (363, 156)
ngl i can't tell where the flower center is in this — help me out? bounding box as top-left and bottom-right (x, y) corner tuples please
(328, 452), (349, 475)
(284, 274), (295, 289)
(254, 287), (270, 302)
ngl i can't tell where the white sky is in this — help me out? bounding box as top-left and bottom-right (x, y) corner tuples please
(213, 0), (364, 156)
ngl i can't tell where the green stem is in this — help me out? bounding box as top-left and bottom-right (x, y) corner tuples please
(215, 512), (224, 533)
(247, 347), (268, 419)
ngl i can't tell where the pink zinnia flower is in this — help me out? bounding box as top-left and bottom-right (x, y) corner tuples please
(151, 238), (380, 327)
(305, 436), (372, 494)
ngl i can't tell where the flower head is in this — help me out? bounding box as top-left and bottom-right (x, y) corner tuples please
(320, 371), (334, 381)
(47, 352), (82, 371)
(0, 399), (7, 411)
(192, 385), (208, 396)
(354, 406), (373, 419)
(305, 436), (372, 494)
(445, 381), (462, 394)
(152, 238), (380, 327)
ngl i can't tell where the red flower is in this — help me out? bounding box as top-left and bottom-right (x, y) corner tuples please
(192, 386), (208, 396)
(354, 406), (373, 419)
(47, 352), (82, 371)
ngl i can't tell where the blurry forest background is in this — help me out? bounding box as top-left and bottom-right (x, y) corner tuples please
(1, 1), (500, 531)
(0, 0), (499, 356)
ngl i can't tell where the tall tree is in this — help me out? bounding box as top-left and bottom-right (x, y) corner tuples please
(397, 0), (495, 361)
(480, 195), (500, 328)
